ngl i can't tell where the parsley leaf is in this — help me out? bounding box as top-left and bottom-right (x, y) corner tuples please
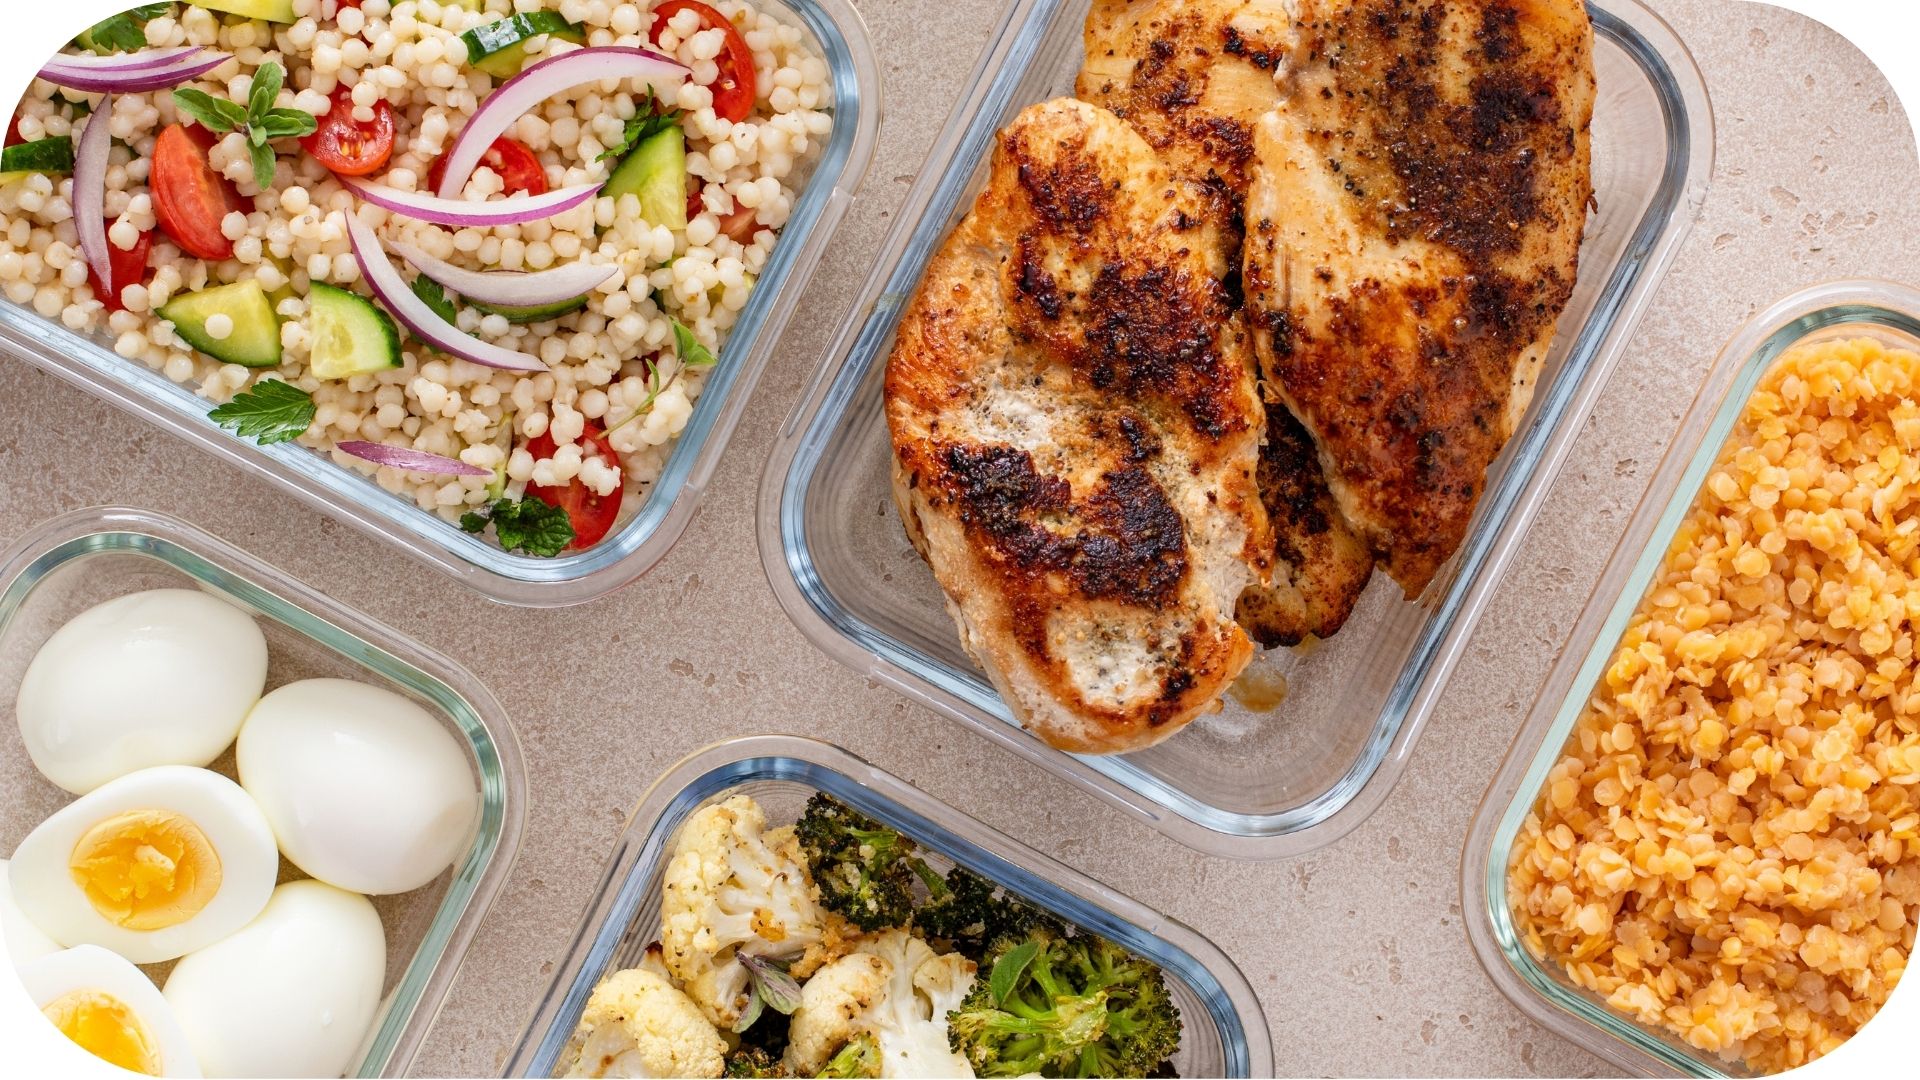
(410, 274), (458, 325)
(598, 93), (683, 161)
(466, 497), (575, 557)
(171, 88), (247, 133)
(671, 318), (716, 369)
(207, 380), (316, 445)
(77, 3), (172, 55)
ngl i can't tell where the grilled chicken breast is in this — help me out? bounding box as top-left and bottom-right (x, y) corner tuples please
(1077, 0), (1372, 645)
(1241, 0), (1596, 596)
(885, 98), (1271, 754)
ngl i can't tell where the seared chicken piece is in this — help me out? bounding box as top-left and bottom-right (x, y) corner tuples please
(1077, 0), (1373, 645)
(886, 98), (1270, 755)
(1242, 0), (1596, 596)
(1076, 0), (1292, 200)
(1233, 406), (1372, 646)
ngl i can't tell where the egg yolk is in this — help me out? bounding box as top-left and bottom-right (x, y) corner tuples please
(41, 989), (162, 1076)
(67, 809), (222, 931)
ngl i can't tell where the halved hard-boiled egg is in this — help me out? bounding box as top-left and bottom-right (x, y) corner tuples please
(164, 880), (386, 1079)
(9, 766), (278, 964)
(16, 588), (268, 794)
(19, 944), (201, 1077)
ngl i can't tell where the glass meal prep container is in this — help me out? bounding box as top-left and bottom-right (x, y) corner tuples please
(0, 506), (526, 1078)
(503, 734), (1273, 1078)
(1462, 281), (1920, 1077)
(0, 0), (880, 609)
(757, 0), (1716, 859)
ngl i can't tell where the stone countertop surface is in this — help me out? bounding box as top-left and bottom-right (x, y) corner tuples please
(2, 0), (1917, 1076)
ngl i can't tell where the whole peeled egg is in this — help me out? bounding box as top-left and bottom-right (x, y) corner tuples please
(17, 588), (268, 794)
(237, 678), (479, 895)
(8, 766), (279, 964)
(20, 944), (202, 1077)
(163, 880), (385, 1079)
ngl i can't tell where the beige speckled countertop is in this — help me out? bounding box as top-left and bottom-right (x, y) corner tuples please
(3, 1), (1917, 1076)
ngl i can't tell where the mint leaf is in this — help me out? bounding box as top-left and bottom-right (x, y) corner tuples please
(486, 497), (575, 557)
(598, 93), (682, 161)
(410, 274), (458, 324)
(670, 318), (716, 369)
(246, 62), (284, 123)
(988, 941), (1038, 1007)
(208, 380), (315, 445)
(172, 88), (246, 134)
(248, 140), (276, 190)
(258, 108), (317, 140)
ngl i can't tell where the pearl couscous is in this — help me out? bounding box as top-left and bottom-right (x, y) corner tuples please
(1, 0), (830, 554)
(1509, 336), (1920, 1072)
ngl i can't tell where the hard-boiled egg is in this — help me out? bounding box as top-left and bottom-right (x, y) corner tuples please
(9, 766), (279, 964)
(16, 588), (268, 794)
(238, 678), (479, 895)
(163, 880), (386, 1079)
(0, 858), (60, 963)
(19, 944), (201, 1077)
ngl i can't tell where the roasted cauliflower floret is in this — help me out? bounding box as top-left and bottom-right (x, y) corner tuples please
(662, 796), (841, 1028)
(562, 968), (729, 1079)
(780, 930), (978, 1079)
(783, 950), (892, 1075)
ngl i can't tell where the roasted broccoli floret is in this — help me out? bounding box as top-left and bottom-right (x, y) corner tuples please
(815, 1033), (882, 1079)
(912, 863), (1054, 959)
(724, 1046), (791, 1078)
(947, 925), (1181, 1078)
(796, 793), (922, 931)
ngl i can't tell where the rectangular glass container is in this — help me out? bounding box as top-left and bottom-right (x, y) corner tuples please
(757, 0), (1715, 857)
(0, 0), (881, 608)
(502, 735), (1272, 1077)
(1462, 281), (1920, 1077)
(0, 506), (527, 1078)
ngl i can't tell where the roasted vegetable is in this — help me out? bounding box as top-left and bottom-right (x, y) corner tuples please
(795, 793), (922, 931)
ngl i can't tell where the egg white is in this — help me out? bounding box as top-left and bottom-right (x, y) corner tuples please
(19, 944), (202, 1078)
(9, 766), (279, 964)
(163, 880), (386, 1080)
(238, 678), (479, 895)
(16, 588), (268, 795)
(0, 859), (61, 964)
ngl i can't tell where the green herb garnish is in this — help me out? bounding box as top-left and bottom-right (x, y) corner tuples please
(207, 380), (316, 445)
(171, 61), (318, 189)
(597, 91), (682, 161)
(459, 497), (575, 557)
(670, 317), (716, 369)
(77, 3), (172, 55)
(410, 274), (458, 324)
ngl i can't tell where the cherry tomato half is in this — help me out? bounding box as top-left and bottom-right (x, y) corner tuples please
(650, 0), (757, 123)
(427, 136), (547, 198)
(5, 115), (22, 148)
(151, 124), (243, 261)
(526, 426), (624, 550)
(89, 229), (154, 312)
(686, 180), (765, 243)
(299, 85), (394, 177)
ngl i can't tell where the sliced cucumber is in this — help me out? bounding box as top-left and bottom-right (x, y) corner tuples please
(0, 137), (75, 178)
(158, 281), (283, 368)
(461, 12), (587, 79)
(466, 294), (590, 324)
(261, 254), (297, 309)
(308, 282), (400, 380)
(605, 126), (687, 231)
(183, 0), (297, 23)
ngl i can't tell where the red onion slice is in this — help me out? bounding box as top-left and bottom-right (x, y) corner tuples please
(343, 211), (549, 373)
(42, 46), (205, 73)
(73, 96), (113, 305)
(338, 172), (602, 228)
(436, 45), (687, 199)
(37, 51), (231, 93)
(387, 239), (617, 308)
(336, 441), (490, 476)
